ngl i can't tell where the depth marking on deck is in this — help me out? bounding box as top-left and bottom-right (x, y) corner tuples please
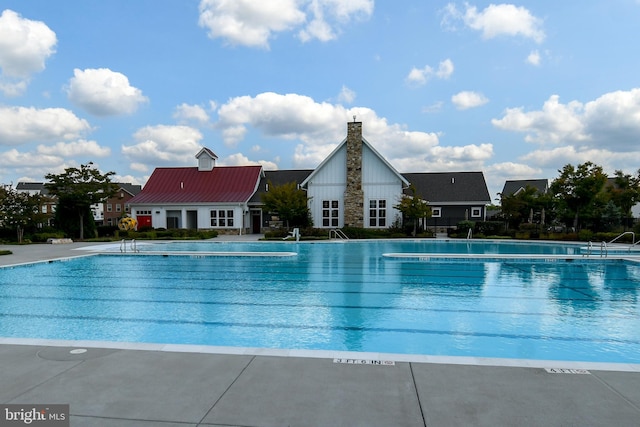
(544, 368), (591, 374)
(333, 358), (395, 366)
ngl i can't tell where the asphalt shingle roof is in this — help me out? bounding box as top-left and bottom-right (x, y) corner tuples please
(402, 172), (491, 203)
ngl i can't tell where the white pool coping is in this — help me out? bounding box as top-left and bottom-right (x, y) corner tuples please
(1, 337), (639, 373)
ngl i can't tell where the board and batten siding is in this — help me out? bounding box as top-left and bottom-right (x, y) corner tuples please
(306, 143), (405, 228)
(362, 144), (405, 228)
(306, 145), (347, 228)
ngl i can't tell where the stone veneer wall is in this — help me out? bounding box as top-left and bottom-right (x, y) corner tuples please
(344, 121), (364, 227)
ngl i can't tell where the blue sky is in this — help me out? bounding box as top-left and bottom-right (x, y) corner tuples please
(1, 1), (640, 202)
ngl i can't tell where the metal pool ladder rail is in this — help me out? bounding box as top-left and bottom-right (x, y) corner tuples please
(120, 239), (140, 253)
(329, 229), (349, 240)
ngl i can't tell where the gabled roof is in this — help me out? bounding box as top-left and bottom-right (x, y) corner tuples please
(115, 183), (142, 196)
(300, 136), (409, 188)
(501, 179), (549, 196)
(196, 147), (218, 160)
(128, 166), (264, 204)
(403, 172), (491, 204)
(250, 169), (313, 203)
(15, 182), (51, 195)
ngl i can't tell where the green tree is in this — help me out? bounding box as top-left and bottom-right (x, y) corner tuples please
(260, 181), (310, 229)
(0, 186), (45, 243)
(500, 186), (554, 230)
(394, 184), (432, 236)
(45, 163), (118, 240)
(550, 162), (607, 231)
(607, 169), (640, 221)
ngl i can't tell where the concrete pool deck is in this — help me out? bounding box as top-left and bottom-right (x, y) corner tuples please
(2, 238), (640, 426)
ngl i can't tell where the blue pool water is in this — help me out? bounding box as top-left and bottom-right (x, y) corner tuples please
(1, 240), (640, 364)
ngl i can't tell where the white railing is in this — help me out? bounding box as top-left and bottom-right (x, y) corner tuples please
(467, 228), (472, 239)
(609, 231), (635, 245)
(120, 239), (140, 253)
(329, 229), (349, 240)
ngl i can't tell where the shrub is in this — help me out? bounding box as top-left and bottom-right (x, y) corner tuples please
(31, 232), (66, 243)
(475, 221), (505, 236)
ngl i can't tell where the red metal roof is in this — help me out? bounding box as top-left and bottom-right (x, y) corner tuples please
(128, 166), (263, 204)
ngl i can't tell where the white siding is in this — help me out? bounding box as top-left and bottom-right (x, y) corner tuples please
(362, 145), (404, 227)
(305, 143), (405, 228)
(133, 205), (245, 230)
(306, 146), (347, 228)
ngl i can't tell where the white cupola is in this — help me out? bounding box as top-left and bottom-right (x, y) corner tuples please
(196, 147), (218, 171)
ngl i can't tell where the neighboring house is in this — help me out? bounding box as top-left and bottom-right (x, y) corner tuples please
(128, 148), (264, 234)
(15, 182), (56, 227)
(95, 183), (142, 226)
(301, 121), (410, 228)
(501, 179), (549, 197)
(128, 121), (492, 233)
(404, 172), (492, 229)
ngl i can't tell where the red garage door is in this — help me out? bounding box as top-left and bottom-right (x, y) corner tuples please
(137, 215), (152, 229)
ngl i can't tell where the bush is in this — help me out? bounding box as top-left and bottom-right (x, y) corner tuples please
(30, 232), (66, 243)
(577, 229), (594, 241)
(475, 221), (505, 236)
(97, 225), (119, 238)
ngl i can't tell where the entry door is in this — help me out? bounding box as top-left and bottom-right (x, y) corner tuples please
(252, 211), (262, 233)
(187, 210), (198, 229)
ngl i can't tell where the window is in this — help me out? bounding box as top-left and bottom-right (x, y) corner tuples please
(431, 207), (441, 218)
(369, 199), (387, 227)
(116, 204), (121, 212)
(106, 204), (112, 212)
(210, 209), (235, 227)
(471, 207), (482, 218)
(322, 200), (339, 227)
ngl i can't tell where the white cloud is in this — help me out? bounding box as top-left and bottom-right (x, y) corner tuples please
(0, 9), (57, 96)
(122, 125), (203, 167)
(0, 148), (62, 168)
(66, 68), (148, 116)
(173, 103), (211, 125)
(198, 0), (373, 48)
(406, 59), (454, 87)
(493, 89), (640, 151)
(214, 91), (490, 172)
(36, 140), (111, 157)
(337, 85), (356, 104)
(492, 95), (588, 144)
(0, 140), (111, 183)
(443, 3), (545, 43)
(220, 152), (279, 170)
(526, 50), (541, 66)
(0, 106), (91, 145)
(299, 0), (374, 42)
(451, 91), (488, 110)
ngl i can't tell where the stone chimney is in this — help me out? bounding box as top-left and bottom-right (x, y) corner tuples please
(344, 120), (364, 228)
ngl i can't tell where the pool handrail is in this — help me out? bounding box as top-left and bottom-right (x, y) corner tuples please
(608, 231), (635, 245)
(329, 229), (349, 240)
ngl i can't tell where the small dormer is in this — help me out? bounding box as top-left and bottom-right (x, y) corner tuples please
(196, 147), (218, 171)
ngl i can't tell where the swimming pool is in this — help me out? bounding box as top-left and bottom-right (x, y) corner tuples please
(1, 240), (640, 365)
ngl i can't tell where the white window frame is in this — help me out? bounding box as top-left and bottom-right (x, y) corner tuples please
(322, 200), (339, 227)
(210, 209), (235, 227)
(431, 207), (441, 218)
(368, 199), (387, 227)
(471, 207), (482, 218)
